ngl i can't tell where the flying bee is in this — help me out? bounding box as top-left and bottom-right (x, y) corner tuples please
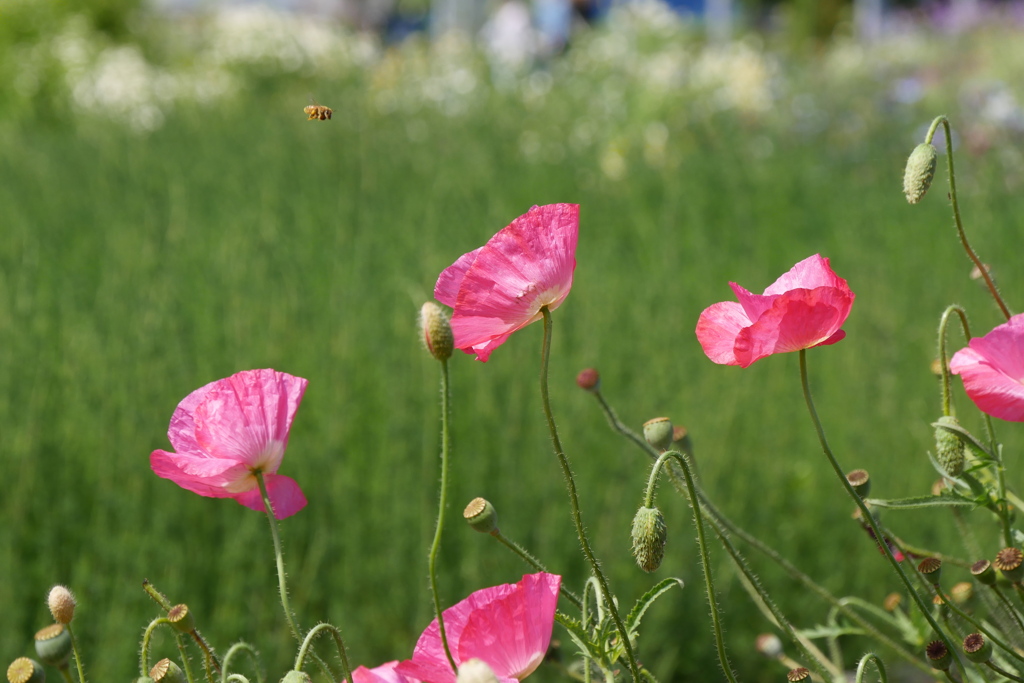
(304, 99), (332, 121)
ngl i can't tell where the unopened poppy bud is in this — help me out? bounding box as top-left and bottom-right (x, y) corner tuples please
(786, 668), (810, 682)
(168, 604), (195, 633)
(631, 506), (667, 572)
(463, 497), (499, 535)
(846, 469), (870, 497)
(47, 585), (76, 625)
(963, 633), (992, 663)
(457, 659), (500, 683)
(934, 416), (965, 476)
(950, 581), (973, 604)
(419, 303), (453, 362)
(971, 559), (996, 586)
(918, 557), (942, 585)
(34, 624), (71, 669)
(995, 547), (1024, 582)
(903, 142), (937, 204)
(642, 417), (673, 452)
(575, 368), (600, 392)
(280, 672), (312, 683)
(754, 633), (782, 658)
(883, 593), (902, 611)
(925, 640), (951, 670)
(7, 658), (45, 683)
(150, 659), (186, 683)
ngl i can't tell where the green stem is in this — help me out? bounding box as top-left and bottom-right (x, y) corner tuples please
(937, 305), (971, 417)
(66, 624), (87, 683)
(649, 451), (742, 683)
(991, 585), (1024, 639)
(427, 358), (457, 672)
(255, 471), (303, 644)
(491, 531), (583, 609)
(176, 633), (196, 683)
(924, 115), (1011, 320)
(221, 642), (262, 683)
(294, 623), (354, 683)
(934, 585), (1024, 666)
(986, 660), (1024, 682)
(140, 617), (171, 675)
(799, 349), (966, 680)
(538, 308), (641, 683)
(854, 654), (888, 683)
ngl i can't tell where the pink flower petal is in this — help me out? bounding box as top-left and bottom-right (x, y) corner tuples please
(435, 249), (483, 308)
(353, 662), (420, 683)
(951, 314), (1024, 421)
(695, 302), (751, 366)
(149, 450), (248, 498)
(233, 473), (308, 519)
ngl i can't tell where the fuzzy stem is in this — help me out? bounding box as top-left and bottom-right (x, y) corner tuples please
(294, 623), (353, 683)
(985, 660), (1024, 682)
(934, 585), (1024, 666)
(427, 358), (457, 672)
(221, 642), (262, 683)
(140, 617), (171, 675)
(799, 349), (966, 680)
(854, 654), (888, 683)
(539, 308), (641, 683)
(65, 623), (87, 683)
(176, 633), (196, 683)
(256, 471), (303, 644)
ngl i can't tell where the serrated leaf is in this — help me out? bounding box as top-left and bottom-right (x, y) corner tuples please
(864, 495), (976, 510)
(625, 578), (685, 637)
(555, 612), (602, 661)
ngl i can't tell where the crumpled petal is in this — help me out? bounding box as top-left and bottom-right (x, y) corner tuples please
(950, 313), (1024, 422)
(353, 662), (421, 683)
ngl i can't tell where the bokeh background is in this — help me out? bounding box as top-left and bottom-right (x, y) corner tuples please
(3, 0), (1024, 680)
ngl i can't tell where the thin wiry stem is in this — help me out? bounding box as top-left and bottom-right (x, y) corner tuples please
(427, 358), (457, 672)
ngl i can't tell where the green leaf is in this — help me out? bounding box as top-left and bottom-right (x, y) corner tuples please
(554, 612), (602, 661)
(864, 495), (975, 510)
(796, 625), (865, 639)
(930, 419), (993, 459)
(624, 578), (685, 637)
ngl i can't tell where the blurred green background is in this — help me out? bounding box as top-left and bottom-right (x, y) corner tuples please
(4, 1), (1024, 681)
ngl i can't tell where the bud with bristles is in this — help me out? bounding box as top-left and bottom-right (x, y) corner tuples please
(47, 585), (76, 625)
(575, 368), (600, 392)
(786, 668), (810, 682)
(971, 559), (996, 586)
(642, 417), (673, 453)
(925, 640), (951, 670)
(846, 469), (870, 497)
(280, 672), (312, 683)
(918, 557), (942, 585)
(7, 658), (45, 683)
(34, 624), (71, 669)
(457, 659), (500, 683)
(463, 497), (499, 535)
(150, 659), (186, 683)
(631, 506), (667, 572)
(934, 416), (965, 476)
(995, 547), (1024, 582)
(419, 303), (453, 362)
(963, 633), (992, 663)
(168, 604), (195, 633)
(903, 142), (937, 204)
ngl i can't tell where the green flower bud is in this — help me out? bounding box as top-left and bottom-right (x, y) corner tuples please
(149, 659), (186, 683)
(962, 633), (992, 663)
(918, 557), (942, 585)
(925, 640), (951, 670)
(463, 497), (499, 535)
(631, 506), (667, 573)
(642, 417), (673, 453)
(995, 547), (1024, 582)
(7, 658), (45, 683)
(47, 586), (76, 625)
(419, 303), (453, 362)
(167, 605), (195, 633)
(903, 142), (937, 204)
(971, 559), (996, 586)
(846, 469), (870, 497)
(34, 624), (71, 669)
(934, 416), (965, 477)
(280, 671), (312, 683)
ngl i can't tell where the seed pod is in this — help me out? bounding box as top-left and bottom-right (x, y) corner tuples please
(34, 624), (72, 669)
(642, 417), (673, 453)
(7, 658), (45, 683)
(463, 497), (499, 535)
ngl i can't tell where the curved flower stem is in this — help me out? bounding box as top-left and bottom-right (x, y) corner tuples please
(294, 623), (353, 682)
(799, 349), (967, 680)
(428, 358), (458, 672)
(646, 451), (742, 682)
(175, 633), (196, 683)
(140, 617), (171, 675)
(221, 643), (262, 683)
(65, 624), (87, 683)
(924, 115), (1011, 321)
(539, 308), (641, 683)
(256, 471), (303, 644)
(490, 531), (583, 609)
(937, 305), (972, 417)
(985, 660), (1024, 682)
(225, 676), (251, 683)
(855, 654), (887, 683)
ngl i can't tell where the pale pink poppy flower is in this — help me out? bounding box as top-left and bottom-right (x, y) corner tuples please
(950, 313), (1024, 421)
(696, 254), (855, 368)
(434, 204), (578, 362)
(353, 661), (421, 683)
(395, 572), (561, 683)
(150, 369), (309, 519)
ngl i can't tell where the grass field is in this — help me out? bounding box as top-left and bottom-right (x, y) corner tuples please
(2, 69), (1024, 682)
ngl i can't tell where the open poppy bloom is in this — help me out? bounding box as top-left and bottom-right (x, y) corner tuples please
(950, 313), (1024, 422)
(434, 204), (578, 362)
(150, 369), (309, 519)
(353, 661), (421, 683)
(696, 254), (855, 368)
(395, 572), (561, 683)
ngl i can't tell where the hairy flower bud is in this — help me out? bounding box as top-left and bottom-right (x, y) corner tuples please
(631, 506), (667, 572)
(280, 672), (312, 683)
(419, 302), (453, 362)
(903, 143), (937, 204)
(7, 658), (45, 683)
(463, 497), (499, 535)
(642, 417), (673, 453)
(934, 416), (965, 476)
(34, 624), (72, 669)
(575, 368), (600, 392)
(47, 585), (76, 625)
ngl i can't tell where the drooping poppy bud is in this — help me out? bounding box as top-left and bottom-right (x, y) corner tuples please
(934, 416), (966, 476)
(631, 506), (667, 573)
(903, 143), (937, 204)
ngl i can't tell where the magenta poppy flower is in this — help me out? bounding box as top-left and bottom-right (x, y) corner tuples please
(395, 572), (561, 683)
(434, 204), (578, 362)
(696, 254), (855, 368)
(353, 662), (421, 683)
(150, 369), (309, 519)
(950, 313), (1024, 421)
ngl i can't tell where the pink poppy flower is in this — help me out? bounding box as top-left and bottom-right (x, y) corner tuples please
(696, 254), (855, 368)
(150, 369), (309, 519)
(950, 313), (1024, 421)
(395, 572), (561, 683)
(434, 204), (578, 362)
(353, 662), (421, 683)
